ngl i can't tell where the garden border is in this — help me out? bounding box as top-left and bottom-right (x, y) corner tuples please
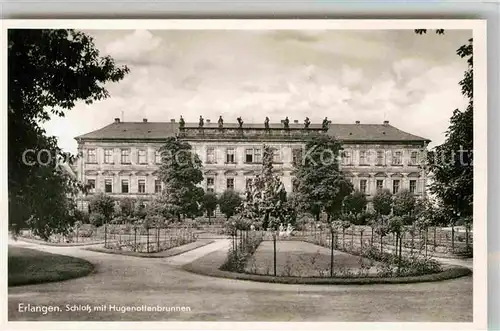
(182, 248), (472, 285)
(13, 236), (109, 247)
(85, 239), (215, 258)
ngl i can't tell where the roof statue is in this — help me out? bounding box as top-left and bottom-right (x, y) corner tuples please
(304, 117), (310, 129)
(199, 115), (204, 128)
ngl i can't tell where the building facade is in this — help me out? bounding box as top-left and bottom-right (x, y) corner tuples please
(74, 118), (430, 209)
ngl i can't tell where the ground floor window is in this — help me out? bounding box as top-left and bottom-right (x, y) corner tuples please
(121, 179), (129, 193)
(104, 179), (112, 193)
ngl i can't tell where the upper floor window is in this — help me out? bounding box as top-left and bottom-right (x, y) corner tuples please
(154, 179), (162, 193)
(245, 148), (262, 164)
(226, 178), (235, 190)
(138, 179), (146, 193)
(104, 149), (113, 164)
(393, 180), (400, 194)
(121, 179), (129, 193)
(206, 147), (216, 164)
(343, 151), (352, 165)
(226, 148), (235, 164)
(138, 150), (147, 164)
(272, 148), (281, 163)
(410, 151), (418, 165)
(206, 177), (215, 193)
(392, 151), (402, 165)
(359, 151), (367, 165)
(155, 150), (162, 164)
(409, 180), (417, 193)
(376, 179), (384, 191)
(105, 179), (113, 193)
(87, 179), (96, 193)
(87, 149), (97, 163)
(376, 151), (385, 165)
(360, 179), (367, 193)
(121, 149), (131, 164)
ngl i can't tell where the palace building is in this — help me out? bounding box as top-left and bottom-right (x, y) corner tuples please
(74, 117), (430, 209)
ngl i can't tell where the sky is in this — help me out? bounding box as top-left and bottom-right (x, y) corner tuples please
(42, 29), (471, 153)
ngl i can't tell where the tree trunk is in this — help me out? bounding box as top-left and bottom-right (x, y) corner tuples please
(134, 227), (137, 252)
(360, 231), (364, 250)
(433, 226), (437, 251)
(451, 225), (455, 254)
(411, 231), (414, 255)
(146, 227), (150, 253)
(371, 227), (374, 247)
(351, 229), (354, 252)
(315, 213), (320, 223)
(380, 235), (383, 254)
(425, 230), (428, 258)
(465, 226), (470, 251)
(394, 233), (398, 257)
(330, 230), (334, 277)
(273, 233), (277, 276)
(208, 213), (211, 225)
(342, 228), (346, 251)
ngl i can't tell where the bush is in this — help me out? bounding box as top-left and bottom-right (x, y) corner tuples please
(89, 213), (106, 227)
(77, 224), (96, 238)
(221, 231), (263, 272)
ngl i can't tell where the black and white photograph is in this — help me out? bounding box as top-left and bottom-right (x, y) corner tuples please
(4, 20), (487, 328)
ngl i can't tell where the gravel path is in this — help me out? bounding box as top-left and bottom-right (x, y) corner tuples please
(8, 238), (472, 322)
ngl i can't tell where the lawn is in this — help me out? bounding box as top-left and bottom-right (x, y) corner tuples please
(8, 246), (94, 286)
(245, 240), (379, 277)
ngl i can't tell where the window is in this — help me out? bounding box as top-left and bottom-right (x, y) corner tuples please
(155, 180), (162, 193)
(376, 180), (384, 191)
(377, 151), (385, 166)
(359, 151), (367, 165)
(87, 149), (96, 163)
(392, 151), (402, 165)
(393, 180), (400, 194)
(104, 149), (113, 164)
(121, 149), (130, 164)
(343, 151), (351, 165)
(360, 179), (367, 193)
(206, 147), (216, 164)
(226, 148), (235, 164)
(121, 179), (129, 193)
(226, 178), (234, 190)
(410, 180), (417, 193)
(245, 148), (262, 164)
(87, 179), (96, 193)
(272, 148), (281, 163)
(138, 179), (146, 193)
(155, 150), (162, 164)
(138, 150), (147, 164)
(207, 177), (215, 192)
(104, 179), (112, 193)
(245, 149), (254, 163)
(410, 151), (418, 165)
(292, 148), (303, 166)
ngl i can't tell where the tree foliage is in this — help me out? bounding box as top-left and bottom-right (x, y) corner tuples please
(202, 192), (218, 223)
(294, 135), (353, 222)
(158, 137), (205, 221)
(392, 189), (416, 218)
(242, 145), (291, 230)
(417, 29), (473, 220)
(89, 193), (115, 224)
(219, 190), (242, 222)
(8, 29), (129, 237)
(343, 191), (368, 216)
(372, 189), (393, 216)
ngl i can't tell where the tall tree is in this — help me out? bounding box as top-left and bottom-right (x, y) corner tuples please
(219, 190), (242, 222)
(294, 135), (353, 222)
(201, 192), (218, 224)
(417, 29), (473, 220)
(372, 189), (393, 216)
(343, 191), (368, 217)
(8, 29), (129, 237)
(158, 137), (204, 222)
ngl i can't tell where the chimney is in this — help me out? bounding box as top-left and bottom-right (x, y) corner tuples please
(294, 120), (299, 124)
(206, 119), (211, 124)
(114, 118), (120, 123)
(170, 119), (175, 123)
(143, 118), (148, 123)
(355, 120), (360, 124)
(383, 120), (389, 125)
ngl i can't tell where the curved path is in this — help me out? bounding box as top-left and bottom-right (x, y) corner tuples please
(8, 238), (472, 322)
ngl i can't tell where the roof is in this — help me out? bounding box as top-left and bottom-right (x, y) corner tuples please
(75, 121), (430, 143)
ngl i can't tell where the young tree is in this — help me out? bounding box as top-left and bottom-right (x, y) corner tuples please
(392, 189), (416, 224)
(89, 193), (115, 225)
(119, 198), (136, 221)
(373, 189), (393, 216)
(294, 135), (353, 222)
(8, 29), (129, 237)
(343, 190), (368, 223)
(202, 192), (218, 224)
(219, 190), (242, 222)
(158, 137), (205, 222)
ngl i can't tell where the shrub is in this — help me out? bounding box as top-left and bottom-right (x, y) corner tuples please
(89, 213), (106, 227)
(78, 224), (96, 238)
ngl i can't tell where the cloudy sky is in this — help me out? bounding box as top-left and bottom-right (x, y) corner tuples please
(43, 29), (471, 152)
